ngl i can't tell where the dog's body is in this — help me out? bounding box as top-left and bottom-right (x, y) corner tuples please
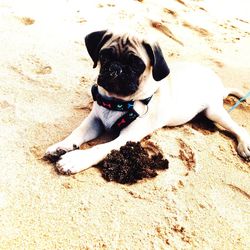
(45, 31), (250, 174)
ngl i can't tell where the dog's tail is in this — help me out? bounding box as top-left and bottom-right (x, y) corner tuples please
(225, 88), (250, 112)
(223, 87), (246, 100)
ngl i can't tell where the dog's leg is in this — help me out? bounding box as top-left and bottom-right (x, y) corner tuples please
(56, 118), (155, 174)
(205, 105), (250, 160)
(45, 111), (103, 160)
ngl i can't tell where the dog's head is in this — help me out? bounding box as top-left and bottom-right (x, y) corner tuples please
(85, 30), (170, 97)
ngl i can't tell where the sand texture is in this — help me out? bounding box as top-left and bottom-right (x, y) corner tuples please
(0, 0), (250, 249)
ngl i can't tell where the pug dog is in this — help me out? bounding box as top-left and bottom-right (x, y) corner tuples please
(45, 30), (250, 174)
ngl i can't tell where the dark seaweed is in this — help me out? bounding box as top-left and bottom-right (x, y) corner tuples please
(97, 141), (169, 184)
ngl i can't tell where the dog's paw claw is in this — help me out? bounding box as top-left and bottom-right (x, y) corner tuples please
(44, 148), (68, 162)
(55, 150), (84, 175)
(44, 141), (80, 162)
(237, 141), (250, 162)
(55, 150), (94, 174)
(56, 162), (72, 175)
(44, 153), (59, 163)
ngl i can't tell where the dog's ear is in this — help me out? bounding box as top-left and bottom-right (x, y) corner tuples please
(85, 30), (112, 68)
(143, 42), (170, 81)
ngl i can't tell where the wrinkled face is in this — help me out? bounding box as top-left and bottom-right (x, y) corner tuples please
(97, 43), (146, 97)
(85, 30), (170, 98)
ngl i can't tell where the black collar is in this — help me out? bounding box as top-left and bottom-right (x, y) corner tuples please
(91, 84), (152, 132)
(91, 84), (152, 111)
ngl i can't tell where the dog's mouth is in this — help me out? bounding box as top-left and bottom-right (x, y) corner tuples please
(98, 83), (138, 97)
(97, 79), (139, 97)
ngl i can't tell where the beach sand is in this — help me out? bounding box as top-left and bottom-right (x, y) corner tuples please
(0, 0), (249, 249)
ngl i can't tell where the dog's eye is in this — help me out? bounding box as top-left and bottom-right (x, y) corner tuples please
(128, 54), (138, 63)
(128, 54), (146, 73)
(99, 48), (114, 63)
(99, 54), (108, 64)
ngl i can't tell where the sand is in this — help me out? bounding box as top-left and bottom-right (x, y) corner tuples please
(0, 0), (249, 249)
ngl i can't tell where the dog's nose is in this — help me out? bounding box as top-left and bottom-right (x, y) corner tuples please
(109, 63), (122, 78)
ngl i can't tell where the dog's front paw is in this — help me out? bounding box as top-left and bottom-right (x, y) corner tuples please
(237, 140), (250, 161)
(44, 141), (79, 162)
(56, 150), (91, 175)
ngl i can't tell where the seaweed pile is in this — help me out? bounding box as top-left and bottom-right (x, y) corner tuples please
(97, 141), (169, 184)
